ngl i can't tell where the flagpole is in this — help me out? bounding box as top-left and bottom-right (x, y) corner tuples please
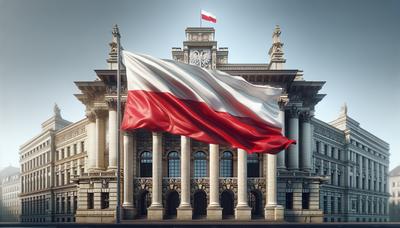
(112, 24), (122, 224)
(200, 9), (202, 27)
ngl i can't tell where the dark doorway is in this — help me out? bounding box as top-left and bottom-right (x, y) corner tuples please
(249, 190), (262, 218)
(138, 190), (150, 217)
(193, 190), (207, 218)
(220, 190), (234, 218)
(166, 190), (180, 218)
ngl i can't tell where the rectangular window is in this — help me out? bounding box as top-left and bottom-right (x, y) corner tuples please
(316, 141), (320, 153)
(323, 196), (328, 214)
(302, 192), (310, 209)
(337, 174), (341, 186)
(67, 197), (71, 213)
(56, 197), (60, 213)
(286, 192), (293, 209)
(67, 146), (70, 157)
(331, 147), (335, 158)
(324, 144), (328, 155)
(81, 141), (85, 153)
(61, 197), (65, 213)
(356, 176), (359, 188)
(338, 150), (341, 160)
(101, 192), (109, 209)
(73, 196), (78, 212)
(337, 197), (342, 213)
(331, 196), (335, 214)
(87, 193), (94, 209)
(73, 144), (77, 155)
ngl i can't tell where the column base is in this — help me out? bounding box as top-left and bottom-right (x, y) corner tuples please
(207, 206), (222, 220)
(123, 206), (137, 220)
(147, 206), (164, 220)
(235, 205), (252, 220)
(177, 206), (193, 220)
(265, 205), (284, 221)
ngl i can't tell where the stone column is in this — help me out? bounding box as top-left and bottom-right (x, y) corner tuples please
(177, 136), (192, 220)
(94, 110), (106, 170)
(207, 144), (222, 220)
(287, 108), (299, 170)
(300, 111), (313, 171)
(108, 105), (117, 170)
(123, 133), (136, 219)
(86, 112), (96, 170)
(235, 148), (251, 220)
(148, 132), (164, 220)
(277, 107), (286, 169)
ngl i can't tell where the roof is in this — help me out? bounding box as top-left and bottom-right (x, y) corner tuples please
(390, 165), (400, 177)
(0, 166), (19, 179)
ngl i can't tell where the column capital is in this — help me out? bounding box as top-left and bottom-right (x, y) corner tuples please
(278, 95), (289, 111)
(93, 108), (108, 118)
(152, 131), (163, 137)
(106, 99), (117, 111)
(85, 110), (96, 122)
(123, 131), (135, 137)
(287, 106), (300, 118)
(300, 111), (313, 122)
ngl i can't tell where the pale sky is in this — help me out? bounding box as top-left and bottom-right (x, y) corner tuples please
(0, 0), (399, 170)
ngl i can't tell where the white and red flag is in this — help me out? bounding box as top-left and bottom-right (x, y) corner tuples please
(201, 10), (217, 23)
(121, 51), (295, 154)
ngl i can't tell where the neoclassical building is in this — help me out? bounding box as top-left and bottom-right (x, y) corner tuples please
(19, 26), (390, 223)
(0, 166), (20, 222)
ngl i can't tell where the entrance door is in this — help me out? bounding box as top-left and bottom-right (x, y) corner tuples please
(220, 190), (234, 218)
(138, 190), (150, 217)
(166, 190), (180, 218)
(193, 190), (207, 218)
(249, 190), (261, 218)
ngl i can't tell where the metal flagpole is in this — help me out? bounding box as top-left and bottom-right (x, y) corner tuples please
(200, 10), (202, 27)
(112, 24), (122, 224)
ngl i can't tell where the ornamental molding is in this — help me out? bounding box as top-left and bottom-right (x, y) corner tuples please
(191, 178), (209, 194)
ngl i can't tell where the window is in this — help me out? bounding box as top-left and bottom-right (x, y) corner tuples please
(140, 151), (152, 177)
(286, 192), (293, 209)
(81, 141), (85, 153)
(338, 150), (341, 160)
(302, 192), (310, 209)
(67, 197), (71, 213)
(101, 192), (109, 209)
(337, 197), (342, 213)
(220, 151), (233, 177)
(56, 197), (60, 213)
(167, 151), (180, 177)
(194, 151), (207, 177)
(323, 196), (328, 214)
(316, 141), (320, 153)
(331, 147), (335, 158)
(73, 196), (77, 212)
(67, 146), (70, 157)
(73, 144), (77, 155)
(87, 193), (94, 209)
(331, 196), (335, 214)
(247, 153), (259, 177)
(324, 144), (328, 155)
(61, 197), (65, 213)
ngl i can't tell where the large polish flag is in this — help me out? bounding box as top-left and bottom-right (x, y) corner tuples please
(121, 51), (295, 154)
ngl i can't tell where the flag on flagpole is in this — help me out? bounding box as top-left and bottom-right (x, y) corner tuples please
(201, 10), (217, 23)
(121, 51), (295, 154)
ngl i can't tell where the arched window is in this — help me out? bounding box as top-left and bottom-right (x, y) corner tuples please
(220, 151), (233, 177)
(140, 151), (152, 177)
(168, 151), (180, 177)
(194, 151), (207, 177)
(247, 153), (259, 177)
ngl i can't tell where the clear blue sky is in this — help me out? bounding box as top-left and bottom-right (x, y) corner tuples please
(0, 0), (399, 169)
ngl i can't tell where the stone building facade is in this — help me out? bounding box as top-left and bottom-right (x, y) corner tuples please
(0, 166), (20, 222)
(19, 26), (390, 223)
(313, 107), (390, 222)
(389, 166), (400, 221)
